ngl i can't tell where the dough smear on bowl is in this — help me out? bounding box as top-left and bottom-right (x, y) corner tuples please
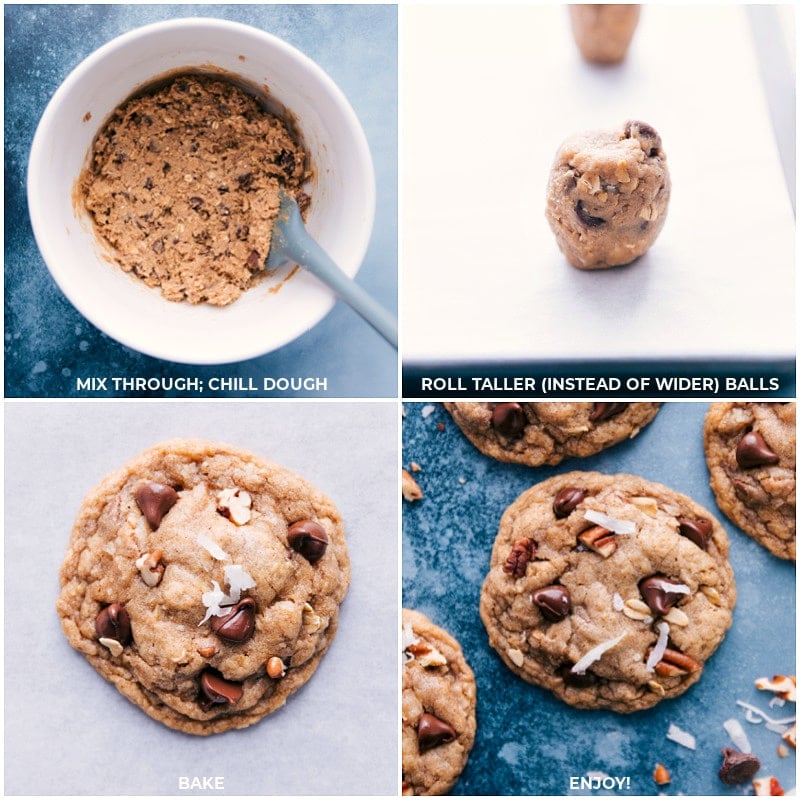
(80, 74), (310, 306)
(545, 120), (670, 269)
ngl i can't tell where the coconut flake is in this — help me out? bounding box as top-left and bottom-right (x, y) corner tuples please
(666, 723), (696, 750)
(584, 509), (636, 535)
(646, 622), (670, 673)
(197, 533), (230, 561)
(736, 700), (797, 728)
(402, 622), (418, 661)
(612, 592), (624, 611)
(223, 565), (255, 603)
(199, 580), (227, 624)
(570, 633), (625, 675)
(723, 718), (752, 753)
(421, 405), (436, 419)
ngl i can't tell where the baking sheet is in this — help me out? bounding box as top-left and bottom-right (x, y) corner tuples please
(402, 402), (796, 796)
(401, 5), (795, 365)
(4, 402), (398, 796)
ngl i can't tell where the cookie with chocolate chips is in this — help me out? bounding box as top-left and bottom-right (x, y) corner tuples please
(402, 609), (476, 795)
(479, 471), (735, 713)
(545, 120), (670, 269)
(444, 402), (660, 466)
(704, 403), (796, 561)
(57, 438), (350, 735)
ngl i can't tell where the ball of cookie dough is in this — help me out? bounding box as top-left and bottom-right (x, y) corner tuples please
(569, 5), (641, 64)
(545, 120), (671, 269)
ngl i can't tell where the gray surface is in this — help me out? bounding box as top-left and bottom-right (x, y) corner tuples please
(5, 401), (398, 795)
(5, 4), (397, 398)
(402, 402), (796, 796)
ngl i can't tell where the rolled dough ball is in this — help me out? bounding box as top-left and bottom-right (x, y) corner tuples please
(545, 120), (671, 270)
(569, 4), (641, 64)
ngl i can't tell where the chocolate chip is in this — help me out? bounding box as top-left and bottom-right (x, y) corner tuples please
(736, 431), (779, 468)
(188, 196), (204, 210)
(589, 402), (628, 422)
(532, 585), (571, 622)
(417, 713), (456, 752)
(639, 575), (686, 615)
(95, 603), (132, 645)
(210, 597), (257, 643)
(245, 249), (261, 270)
(677, 517), (712, 550)
(151, 238), (165, 254)
(553, 486), (587, 518)
(575, 200), (606, 227)
(558, 664), (597, 688)
(277, 149), (296, 174)
(718, 748), (761, 786)
(287, 520), (329, 562)
(491, 403), (526, 437)
(297, 192), (312, 213)
(199, 669), (243, 710)
(135, 482), (178, 529)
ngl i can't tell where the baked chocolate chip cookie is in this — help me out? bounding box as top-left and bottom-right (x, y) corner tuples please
(480, 471), (735, 713)
(57, 439), (350, 735)
(704, 403), (796, 561)
(545, 120), (670, 269)
(402, 609), (477, 796)
(445, 402), (660, 466)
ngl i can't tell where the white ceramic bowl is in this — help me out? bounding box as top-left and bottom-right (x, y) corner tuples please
(28, 18), (375, 364)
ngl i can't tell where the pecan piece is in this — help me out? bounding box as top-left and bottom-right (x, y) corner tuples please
(651, 647), (701, 677)
(578, 525), (616, 557)
(503, 538), (535, 578)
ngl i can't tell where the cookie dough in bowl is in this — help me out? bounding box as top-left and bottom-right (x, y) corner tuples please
(480, 471), (735, 713)
(56, 438), (350, 734)
(80, 73), (311, 307)
(545, 120), (670, 269)
(28, 18), (375, 363)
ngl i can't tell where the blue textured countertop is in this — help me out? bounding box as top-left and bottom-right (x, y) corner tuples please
(4, 4), (397, 398)
(402, 402), (796, 796)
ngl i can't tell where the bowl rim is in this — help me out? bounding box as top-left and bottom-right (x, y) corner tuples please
(27, 16), (377, 365)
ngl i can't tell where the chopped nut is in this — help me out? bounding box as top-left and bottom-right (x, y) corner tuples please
(651, 647), (701, 676)
(652, 763), (671, 785)
(503, 538), (535, 579)
(663, 606), (689, 627)
(197, 645), (218, 658)
(700, 585), (722, 606)
(777, 743), (789, 758)
(266, 656), (286, 679)
(647, 680), (666, 696)
(623, 597), (653, 621)
(216, 487), (252, 525)
(752, 776), (785, 796)
(756, 675), (797, 702)
(99, 637), (124, 657)
(406, 642), (447, 668)
(402, 470), (423, 502)
(302, 602), (322, 632)
(578, 525), (616, 557)
(135, 549), (165, 587)
(631, 496), (659, 516)
(507, 648), (524, 667)
(402, 779), (414, 796)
